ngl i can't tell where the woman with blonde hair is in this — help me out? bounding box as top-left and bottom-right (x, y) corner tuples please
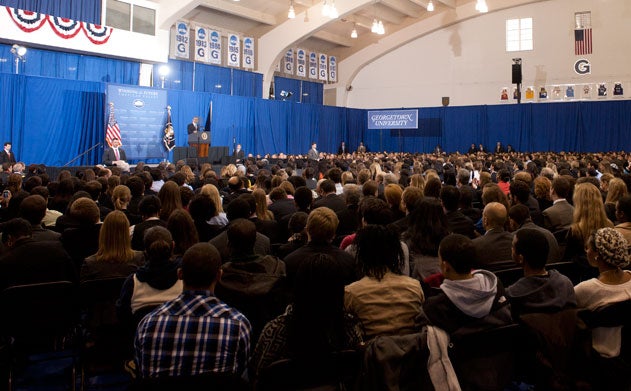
(565, 183), (613, 268)
(179, 165), (196, 187)
(409, 174), (425, 193)
(80, 210), (145, 282)
(157, 181), (183, 221)
(200, 183), (228, 226)
(112, 184), (141, 225)
(604, 178), (628, 223)
(253, 188), (274, 221)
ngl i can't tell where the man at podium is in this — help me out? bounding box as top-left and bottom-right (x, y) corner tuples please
(188, 117), (210, 158)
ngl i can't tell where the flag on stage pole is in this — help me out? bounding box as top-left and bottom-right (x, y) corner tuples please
(204, 101), (212, 133)
(574, 28), (592, 55)
(106, 102), (121, 147)
(163, 105), (175, 151)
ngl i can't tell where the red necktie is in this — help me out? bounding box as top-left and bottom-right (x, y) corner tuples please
(114, 148), (120, 160)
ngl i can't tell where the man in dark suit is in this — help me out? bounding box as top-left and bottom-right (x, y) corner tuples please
(472, 202), (515, 271)
(232, 144), (245, 162)
(542, 177), (574, 232)
(0, 142), (16, 165)
(440, 185), (476, 239)
(313, 179), (345, 214)
(494, 141), (506, 154)
(102, 138), (127, 166)
(0, 218), (76, 292)
(337, 141), (347, 155)
(187, 116), (200, 134)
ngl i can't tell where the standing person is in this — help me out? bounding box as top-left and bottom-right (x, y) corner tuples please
(232, 144), (245, 162)
(135, 242), (252, 378)
(307, 142), (319, 161)
(0, 142), (16, 165)
(102, 138), (127, 167)
(337, 141), (347, 155)
(187, 116), (200, 134)
(357, 141), (367, 154)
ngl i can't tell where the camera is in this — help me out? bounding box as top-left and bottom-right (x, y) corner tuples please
(3, 190), (11, 198)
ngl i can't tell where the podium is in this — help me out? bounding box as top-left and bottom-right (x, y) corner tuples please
(188, 132), (210, 157)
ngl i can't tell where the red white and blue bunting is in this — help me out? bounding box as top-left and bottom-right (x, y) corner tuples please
(6, 7), (47, 32)
(48, 16), (82, 39)
(5, 6), (113, 45)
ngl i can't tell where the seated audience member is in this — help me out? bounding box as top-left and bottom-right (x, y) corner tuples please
(199, 184), (229, 227)
(614, 194), (631, 244)
(344, 225), (423, 340)
(135, 243), (252, 378)
(0, 218), (76, 291)
(389, 186), (424, 235)
(313, 179), (346, 214)
(509, 179), (543, 226)
(336, 185), (362, 238)
(112, 184), (141, 225)
(284, 207), (357, 289)
(420, 234), (513, 334)
(131, 195), (166, 251)
(118, 226), (182, 322)
(542, 177), (574, 232)
(166, 209), (199, 259)
(276, 212), (308, 259)
(509, 204), (562, 263)
(472, 202), (515, 270)
(244, 191), (282, 245)
(215, 219), (287, 340)
(251, 254), (363, 383)
(440, 185), (476, 239)
(268, 187), (297, 224)
(30, 186), (62, 228)
(575, 228), (631, 358)
(188, 194), (223, 242)
(80, 210), (145, 282)
(293, 186), (313, 214)
(60, 197), (102, 268)
(19, 194), (61, 242)
(506, 228), (576, 316)
(126, 175), (145, 215)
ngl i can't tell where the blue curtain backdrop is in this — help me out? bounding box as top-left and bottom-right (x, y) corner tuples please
(0, 0), (101, 24)
(0, 44), (139, 85)
(3, 70), (631, 166)
(153, 59), (263, 97)
(275, 76), (323, 104)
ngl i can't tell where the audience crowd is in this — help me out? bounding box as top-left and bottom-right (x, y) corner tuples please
(2, 147), (631, 389)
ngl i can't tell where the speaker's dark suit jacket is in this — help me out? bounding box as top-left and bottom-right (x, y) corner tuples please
(102, 147), (127, 165)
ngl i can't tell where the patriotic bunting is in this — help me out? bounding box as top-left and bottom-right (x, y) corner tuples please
(82, 23), (113, 45)
(6, 7), (47, 32)
(48, 16), (82, 39)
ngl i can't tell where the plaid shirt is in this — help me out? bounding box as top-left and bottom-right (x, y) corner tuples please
(135, 289), (251, 378)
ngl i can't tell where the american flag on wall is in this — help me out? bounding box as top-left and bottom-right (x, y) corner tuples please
(106, 102), (121, 147)
(574, 28), (592, 55)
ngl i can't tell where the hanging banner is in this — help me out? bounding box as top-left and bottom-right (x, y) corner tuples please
(174, 21), (189, 59)
(227, 33), (240, 67)
(308, 52), (318, 79)
(208, 30), (221, 65)
(194, 26), (208, 62)
(367, 109), (419, 129)
(243, 37), (255, 69)
(275, 62), (281, 72)
(318, 53), (327, 81)
(284, 49), (294, 75)
(329, 56), (337, 82)
(296, 49), (306, 77)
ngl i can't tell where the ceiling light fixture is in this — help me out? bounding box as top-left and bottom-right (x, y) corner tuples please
(322, 0), (331, 17)
(475, 0), (488, 13)
(304, 9), (310, 22)
(351, 24), (358, 38)
(377, 20), (385, 35)
(329, 0), (339, 18)
(427, 0), (434, 12)
(371, 19), (379, 33)
(288, 0), (296, 19)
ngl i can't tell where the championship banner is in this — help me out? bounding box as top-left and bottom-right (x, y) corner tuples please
(329, 56), (337, 82)
(107, 85), (168, 161)
(194, 26), (208, 62)
(227, 34), (240, 67)
(318, 53), (327, 81)
(243, 37), (255, 69)
(284, 49), (294, 75)
(296, 49), (306, 77)
(308, 52), (318, 79)
(367, 109), (419, 129)
(174, 21), (189, 59)
(209, 30), (221, 65)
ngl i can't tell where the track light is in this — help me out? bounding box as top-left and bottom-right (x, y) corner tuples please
(377, 20), (385, 35)
(351, 24), (358, 38)
(371, 19), (378, 33)
(322, 0), (330, 17)
(329, 1), (338, 18)
(10, 44), (27, 59)
(475, 0), (488, 13)
(427, 0), (434, 12)
(288, 1), (296, 19)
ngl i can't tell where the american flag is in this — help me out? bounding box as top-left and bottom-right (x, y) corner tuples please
(106, 102), (121, 147)
(575, 28), (592, 55)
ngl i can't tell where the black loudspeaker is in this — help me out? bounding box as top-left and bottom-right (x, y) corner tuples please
(173, 147), (188, 162)
(512, 64), (522, 84)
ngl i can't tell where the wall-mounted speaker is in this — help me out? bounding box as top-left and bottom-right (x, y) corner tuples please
(512, 64), (522, 84)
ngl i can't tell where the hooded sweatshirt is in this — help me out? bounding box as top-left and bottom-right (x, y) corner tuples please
(422, 270), (512, 334)
(506, 269), (577, 316)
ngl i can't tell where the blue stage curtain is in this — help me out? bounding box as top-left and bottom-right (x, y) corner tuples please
(346, 108), (366, 152)
(211, 94), (255, 155)
(0, 73), (104, 166)
(153, 60), (194, 91)
(578, 100), (631, 153)
(287, 103), (320, 155)
(0, 0), (101, 24)
(301, 80), (323, 104)
(254, 99), (289, 155)
(0, 44), (139, 84)
(318, 105), (347, 153)
(274, 77), (301, 103)
(165, 89), (212, 150)
(194, 63), (231, 94)
(232, 69), (263, 98)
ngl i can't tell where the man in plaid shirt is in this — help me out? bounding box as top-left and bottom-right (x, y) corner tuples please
(135, 242), (252, 378)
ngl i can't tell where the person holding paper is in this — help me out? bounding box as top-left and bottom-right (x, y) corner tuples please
(103, 138), (128, 168)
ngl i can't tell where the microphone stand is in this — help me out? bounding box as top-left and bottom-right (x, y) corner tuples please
(63, 142), (101, 166)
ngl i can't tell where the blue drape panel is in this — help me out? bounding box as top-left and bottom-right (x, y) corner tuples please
(0, 44), (139, 84)
(288, 103), (320, 155)
(578, 101), (631, 153)
(319, 105), (347, 153)
(211, 94), (255, 153)
(275, 76), (323, 104)
(194, 63), (231, 94)
(254, 99), (289, 154)
(301, 80), (323, 104)
(346, 108), (366, 152)
(274, 77), (301, 103)
(0, 0), (101, 24)
(233, 69), (263, 98)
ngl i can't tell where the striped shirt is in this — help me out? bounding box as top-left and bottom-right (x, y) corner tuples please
(135, 290), (251, 378)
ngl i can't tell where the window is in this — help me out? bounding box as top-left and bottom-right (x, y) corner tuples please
(105, 0), (155, 36)
(506, 18), (533, 52)
(575, 11), (591, 29)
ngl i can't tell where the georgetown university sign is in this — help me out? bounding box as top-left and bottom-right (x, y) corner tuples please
(367, 109), (419, 129)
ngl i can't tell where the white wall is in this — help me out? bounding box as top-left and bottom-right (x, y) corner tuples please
(346, 0), (631, 108)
